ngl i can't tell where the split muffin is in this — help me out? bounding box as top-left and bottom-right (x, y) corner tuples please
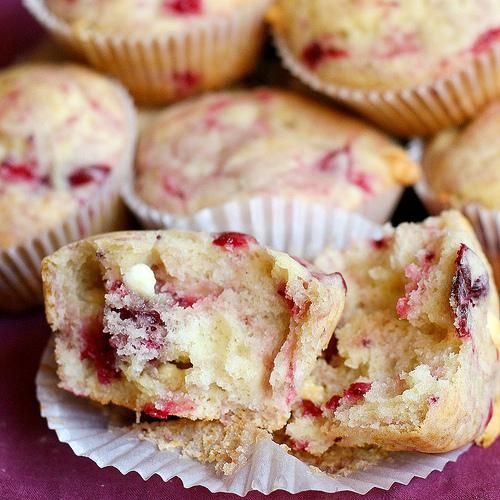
(42, 229), (346, 432)
(286, 211), (500, 454)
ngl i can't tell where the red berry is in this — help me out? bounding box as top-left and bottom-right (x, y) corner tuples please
(0, 161), (43, 183)
(163, 0), (202, 15)
(300, 399), (322, 417)
(301, 41), (348, 69)
(212, 232), (257, 250)
(322, 334), (338, 363)
(143, 399), (195, 419)
(172, 71), (200, 92)
(162, 176), (186, 200)
(289, 439), (309, 452)
(80, 316), (120, 385)
(342, 382), (371, 404)
(451, 244), (489, 339)
(471, 27), (500, 55)
(68, 164), (111, 187)
(324, 395), (341, 411)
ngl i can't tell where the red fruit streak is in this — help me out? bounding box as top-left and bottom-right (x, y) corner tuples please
(212, 232), (257, 250)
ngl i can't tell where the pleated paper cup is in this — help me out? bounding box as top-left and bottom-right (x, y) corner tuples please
(273, 32), (500, 138)
(36, 206), (471, 495)
(0, 83), (137, 313)
(123, 184), (403, 235)
(24, 0), (271, 105)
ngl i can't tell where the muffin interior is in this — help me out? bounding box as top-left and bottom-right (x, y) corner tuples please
(44, 230), (345, 431)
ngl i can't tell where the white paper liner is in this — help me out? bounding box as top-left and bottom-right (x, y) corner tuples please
(36, 205), (470, 494)
(24, 0), (271, 104)
(273, 31), (500, 137)
(123, 184), (403, 237)
(0, 81), (137, 312)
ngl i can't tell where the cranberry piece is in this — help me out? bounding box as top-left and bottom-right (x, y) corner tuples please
(317, 144), (372, 193)
(324, 395), (341, 411)
(172, 294), (199, 308)
(212, 232), (257, 250)
(451, 244), (489, 339)
(289, 439), (308, 452)
(163, 0), (202, 15)
(0, 161), (40, 183)
(118, 308), (135, 321)
(172, 71), (200, 91)
(378, 31), (420, 59)
(485, 401), (494, 427)
(80, 317), (120, 384)
(346, 170), (372, 194)
(471, 27), (500, 54)
(301, 41), (348, 69)
(322, 334), (338, 363)
(117, 308), (162, 326)
(143, 399), (195, 419)
(371, 237), (390, 250)
(68, 165), (111, 187)
(317, 145), (351, 173)
(162, 176), (186, 200)
(342, 382), (371, 404)
(300, 399), (322, 418)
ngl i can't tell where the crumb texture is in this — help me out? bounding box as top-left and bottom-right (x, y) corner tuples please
(42, 229), (345, 432)
(286, 211), (500, 454)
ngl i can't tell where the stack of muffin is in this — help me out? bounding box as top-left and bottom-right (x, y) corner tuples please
(1, 0), (499, 479)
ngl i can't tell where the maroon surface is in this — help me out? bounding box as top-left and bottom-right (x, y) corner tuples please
(0, 311), (499, 500)
(1, 2), (499, 499)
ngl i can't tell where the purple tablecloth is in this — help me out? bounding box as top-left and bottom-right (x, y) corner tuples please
(0, 1), (499, 498)
(0, 310), (499, 500)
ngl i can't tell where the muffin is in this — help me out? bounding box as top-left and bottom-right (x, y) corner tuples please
(25, 0), (272, 104)
(421, 101), (500, 288)
(130, 88), (419, 224)
(286, 211), (500, 454)
(269, 0), (500, 136)
(41, 229), (346, 432)
(0, 63), (135, 310)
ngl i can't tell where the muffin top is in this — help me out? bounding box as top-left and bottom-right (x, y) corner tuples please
(45, 0), (260, 34)
(134, 88), (419, 215)
(0, 64), (131, 249)
(270, 0), (500, 90)
(423, 101), (500, 210)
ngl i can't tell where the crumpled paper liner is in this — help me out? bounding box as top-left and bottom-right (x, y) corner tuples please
(36, 204), (469, 494)
(0, 82), (136, 312)
(24, 0), (271, 104)
(273, 31), (500, 137)
(410, 138), (500, 288)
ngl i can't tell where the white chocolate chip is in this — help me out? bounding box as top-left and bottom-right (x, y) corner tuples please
(123, 263), (156, 299)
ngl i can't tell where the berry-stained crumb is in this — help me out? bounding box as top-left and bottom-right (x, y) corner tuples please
(212, 232), (258, 250)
